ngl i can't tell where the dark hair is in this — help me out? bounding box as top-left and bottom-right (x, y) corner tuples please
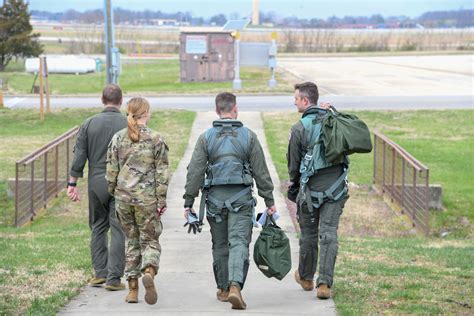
(215, 92), (236, 113)
(102, 84), (123, 105)
(294, 82), (319, 105)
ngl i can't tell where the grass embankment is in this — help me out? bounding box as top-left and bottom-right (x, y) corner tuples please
(262, 110), (474, 314)
(0, 108), (195, 314)
(1, 59), (293, 95)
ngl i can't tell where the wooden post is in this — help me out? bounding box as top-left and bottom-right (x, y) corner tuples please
(43, 57), (51, 113)
(0, 78), (4, 108)
(39, 57), (45, 121)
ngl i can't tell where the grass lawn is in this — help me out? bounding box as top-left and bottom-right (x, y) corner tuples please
(263, 109), (474, 237)
(1, 59), (293, 95)
(0, 108), (195, 314)
(262, 109), (474, 314)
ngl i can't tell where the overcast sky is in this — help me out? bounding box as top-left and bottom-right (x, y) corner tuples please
(28, 0), (472, 19)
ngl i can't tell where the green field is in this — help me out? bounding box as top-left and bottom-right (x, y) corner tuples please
(263, 109), (474, 237)
(263, 109), (474, 314)
(1, 59), (292, 95)
(0, 108), (195, 314)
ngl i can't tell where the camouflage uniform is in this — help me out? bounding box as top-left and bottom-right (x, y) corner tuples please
(184, 119), (275, 290)
(106, 125), (169, 280)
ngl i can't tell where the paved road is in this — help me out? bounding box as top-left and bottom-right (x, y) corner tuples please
(279, 55), (474, 96)
(4, 95), (473, 111)
(59, 112), (335, 316)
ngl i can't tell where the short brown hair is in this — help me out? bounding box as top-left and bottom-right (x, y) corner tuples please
(294, 82), (319, 105)
(215, 92), (236, 113)
(102, 84), (123, 105)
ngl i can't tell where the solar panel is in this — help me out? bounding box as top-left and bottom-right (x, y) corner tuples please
(222, 19), (250, 31)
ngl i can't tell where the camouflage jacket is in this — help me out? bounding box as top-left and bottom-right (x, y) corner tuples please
(106, 125), (169, 207)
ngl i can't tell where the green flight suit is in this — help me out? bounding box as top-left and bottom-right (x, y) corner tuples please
(70, 106), (127, 284)
(106, 125), (169, 280)
(184, 119), (274, 290)
(287, 106), (349, 288)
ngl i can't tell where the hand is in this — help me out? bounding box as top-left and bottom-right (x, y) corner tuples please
(183, 209), (202, 234)
(157, 206), (167, 216)
(287, 184), (299, 203)
(67, 186), (80, 202)
(266, 205), (277, 215)
(319, 102), (331, 110)
(183, 207), (195, 220)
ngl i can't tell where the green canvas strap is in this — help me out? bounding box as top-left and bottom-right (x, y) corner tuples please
(199, 188), (208, 224)
(206, 186), (253, 213)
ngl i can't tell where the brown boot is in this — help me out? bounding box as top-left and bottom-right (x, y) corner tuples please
(317, 284), (331, 299)
(227, 285), (246, 310)
(125, 278), (139, 303)
(89, 277), (106, 287)
(216, 289), (229, 302)
(294, 270), (314, 291)
(142, 266), (157, 305)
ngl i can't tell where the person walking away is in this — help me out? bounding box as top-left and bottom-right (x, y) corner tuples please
(106, 97), (169, 305)
(68, 84), (126, 291)
(183, 92), (276, 310)
(287, 82), (349, 299)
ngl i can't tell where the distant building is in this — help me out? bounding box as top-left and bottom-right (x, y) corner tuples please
(135, 19), (179, 26)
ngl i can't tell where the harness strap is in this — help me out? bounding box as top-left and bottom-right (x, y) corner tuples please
(307, 167), (348, 210)
(199, 188), (208, 224)
(206, 186), (253, 213)
(199, 186), (253, 224)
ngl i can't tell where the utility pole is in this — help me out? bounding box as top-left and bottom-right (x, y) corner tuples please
(104, 0), (119, 84)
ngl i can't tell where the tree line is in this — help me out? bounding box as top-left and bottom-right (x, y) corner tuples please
(31, 8), (474, 28)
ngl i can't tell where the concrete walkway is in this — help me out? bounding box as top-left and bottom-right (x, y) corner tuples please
(59, 112), (336, 315)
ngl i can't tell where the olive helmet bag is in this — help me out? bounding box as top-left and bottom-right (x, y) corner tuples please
(322, 106), (373, 163)
(253, 215), (291, 280)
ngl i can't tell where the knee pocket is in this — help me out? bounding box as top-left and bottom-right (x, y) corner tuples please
(319, 231), (337, 245)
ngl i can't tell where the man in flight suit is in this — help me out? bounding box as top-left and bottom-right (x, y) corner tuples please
(67, 84), (126, 290)
(183, 92), (276, 310)
(287, 82), (349, 299)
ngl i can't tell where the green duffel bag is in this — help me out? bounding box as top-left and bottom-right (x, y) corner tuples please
(253, 215), (291, 280)
(322, 106), (373, 163)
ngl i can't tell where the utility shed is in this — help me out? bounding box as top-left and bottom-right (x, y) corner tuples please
(179, 30), (234, 82)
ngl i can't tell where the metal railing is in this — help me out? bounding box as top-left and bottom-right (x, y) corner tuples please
(373, 131), (430, 234)
(14, 127), (79, 227)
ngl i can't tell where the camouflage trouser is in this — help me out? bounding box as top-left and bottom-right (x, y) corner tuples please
(207, 189), (254, 291)
(115, 201), (162, 280)
(297, 195), (348, 287)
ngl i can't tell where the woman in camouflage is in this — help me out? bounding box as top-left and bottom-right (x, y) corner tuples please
(106, 97), (169, 305)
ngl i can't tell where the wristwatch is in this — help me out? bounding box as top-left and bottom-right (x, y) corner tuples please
(67, 182), (77, 187)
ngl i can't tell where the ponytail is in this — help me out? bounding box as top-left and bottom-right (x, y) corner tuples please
(127, 113), (140, 142)
(126, 97), (150, 143)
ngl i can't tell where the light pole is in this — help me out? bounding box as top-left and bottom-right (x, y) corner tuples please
(104, 0), (119, 84)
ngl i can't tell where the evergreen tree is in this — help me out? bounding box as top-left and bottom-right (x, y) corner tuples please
(0, 0), (43, 71)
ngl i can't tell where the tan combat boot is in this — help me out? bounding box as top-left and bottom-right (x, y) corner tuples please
(316, 283), (331, 299)
(125, 278), (139, 303)
(89, 277), (106, 287)
(227, 285), (246, 310)
(142, 266), (157, 305)
(294, 270), (314, 291)
(216, 289), (229, 302)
